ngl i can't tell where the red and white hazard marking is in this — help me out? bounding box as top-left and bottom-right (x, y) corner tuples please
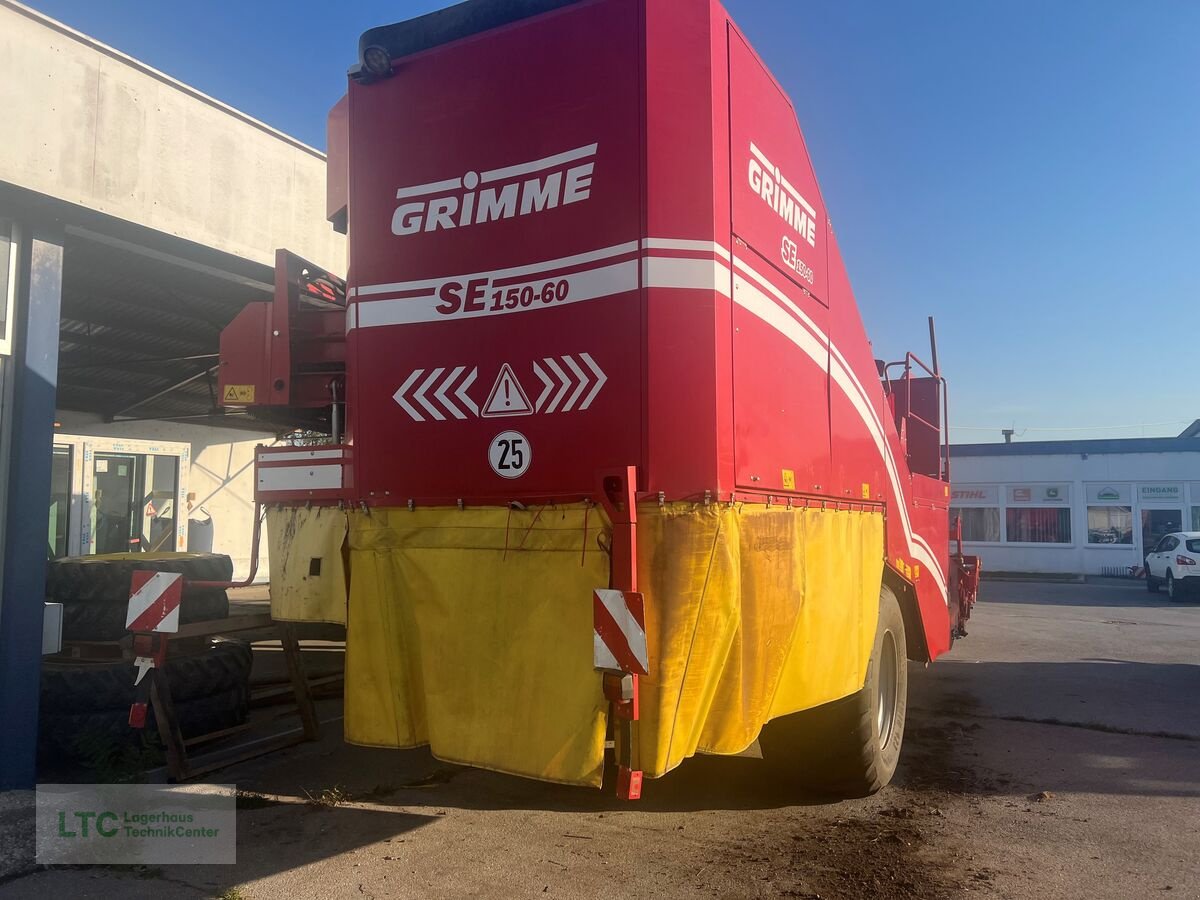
(125, 571), (184, 633)
(593, 589), (648, 676)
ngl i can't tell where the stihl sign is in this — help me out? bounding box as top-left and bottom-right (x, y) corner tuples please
(391, 143), (597, 236)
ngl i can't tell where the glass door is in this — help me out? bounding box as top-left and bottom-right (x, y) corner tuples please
(142, 454), (180, 552)
(92, 453), (142, 554)
(48, 445), (72, 559)
(1140, 508), (1182, 561)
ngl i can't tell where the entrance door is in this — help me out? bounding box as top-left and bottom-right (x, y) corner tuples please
(48, 445), (72, 558)
(1141, 508), (1182, 562)
(93, 453), (141, 554)
(143, 455), (180, 552)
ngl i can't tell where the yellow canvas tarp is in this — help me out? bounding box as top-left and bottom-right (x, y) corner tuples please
(266, 506), (348, 625)
(311, 501), (885, 788)
(635, 503), (883, 775)
(344, 505), (610, 786)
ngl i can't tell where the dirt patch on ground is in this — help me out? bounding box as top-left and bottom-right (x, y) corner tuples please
(724, 801), (966, 899)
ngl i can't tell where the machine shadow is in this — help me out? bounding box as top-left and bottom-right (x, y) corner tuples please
(219, 652), (1199, 823)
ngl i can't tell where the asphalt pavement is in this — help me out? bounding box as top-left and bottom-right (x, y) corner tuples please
(3, 579), (1197, 899)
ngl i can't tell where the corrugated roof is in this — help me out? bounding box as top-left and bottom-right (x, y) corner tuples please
(56, 232), (269, 427)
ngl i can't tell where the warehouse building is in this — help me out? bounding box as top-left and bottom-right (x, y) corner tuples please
(0, 0), (344, 788)
(950, 423), (1200, 576)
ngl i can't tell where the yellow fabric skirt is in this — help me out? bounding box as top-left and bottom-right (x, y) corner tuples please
(268, 502), (884, 788)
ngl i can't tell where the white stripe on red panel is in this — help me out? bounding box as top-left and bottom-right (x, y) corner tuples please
(731, 253), (948, 600)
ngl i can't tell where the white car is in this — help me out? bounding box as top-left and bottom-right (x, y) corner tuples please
(1145, 531), (1200, 601)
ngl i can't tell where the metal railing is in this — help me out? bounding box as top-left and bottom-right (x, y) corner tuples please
(882, 351), (950, 482)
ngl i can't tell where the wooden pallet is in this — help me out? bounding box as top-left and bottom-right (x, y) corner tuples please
(144, 613), (321, 781)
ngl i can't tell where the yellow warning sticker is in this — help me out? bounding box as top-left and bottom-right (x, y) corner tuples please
(861, 482), (871, 499)
(223, 384), (256, 404)
(781, 469), (796, 491)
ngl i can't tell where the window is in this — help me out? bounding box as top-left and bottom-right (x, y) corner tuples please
(1087, 506), (1132, 544)
(0, 219), (15, 356)
(950, 506), (1001, 542)
(1006, 507), (1071, 543)
(1186, 539), (1200, 554)
(1192, 506), (1200, 531)
(48, 445), (72, 558)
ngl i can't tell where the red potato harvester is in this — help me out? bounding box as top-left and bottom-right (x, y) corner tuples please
(218, 0), (980, 799)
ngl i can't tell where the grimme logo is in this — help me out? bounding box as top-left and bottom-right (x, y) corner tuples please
(747, 141), (818, 248)
(391, 143), (597, 236)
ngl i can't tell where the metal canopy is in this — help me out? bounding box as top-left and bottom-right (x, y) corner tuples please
(56, 229), (273, 429)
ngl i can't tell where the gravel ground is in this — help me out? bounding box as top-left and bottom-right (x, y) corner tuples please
(3, 579), (1197, 899)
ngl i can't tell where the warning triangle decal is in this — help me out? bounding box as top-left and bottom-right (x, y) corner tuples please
(481, 364), (534, 417)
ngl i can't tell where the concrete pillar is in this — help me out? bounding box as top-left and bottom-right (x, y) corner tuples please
(0, 219), (63, 790)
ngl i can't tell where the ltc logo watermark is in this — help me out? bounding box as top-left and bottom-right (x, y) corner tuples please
(36, 784), (235, 864)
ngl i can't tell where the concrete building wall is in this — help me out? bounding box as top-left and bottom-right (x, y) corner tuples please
(0, 1), (345, 274)
(54, 411), (273, 581)
(952, 450), (1200, 575)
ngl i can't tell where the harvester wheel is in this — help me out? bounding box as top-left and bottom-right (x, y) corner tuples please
(761, 583), (907, 798)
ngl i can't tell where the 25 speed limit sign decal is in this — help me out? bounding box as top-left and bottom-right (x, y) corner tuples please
(489, 431), (531, 479)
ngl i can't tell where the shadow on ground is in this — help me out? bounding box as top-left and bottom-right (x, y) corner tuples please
(980, 581), (1200, 608)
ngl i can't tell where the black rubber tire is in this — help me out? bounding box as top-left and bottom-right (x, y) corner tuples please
(38, 683), (250, 760)
(59, 589), (229, 641)
(41, 638), (252, 714)
(1146, 561), (1159, 593)
(760, 584), (908, 798)
(46, 553), (234, 604)
(1166, 570), (1180, 602)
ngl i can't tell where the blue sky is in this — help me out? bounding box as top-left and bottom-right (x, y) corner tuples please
(31, 0), (1199, 441)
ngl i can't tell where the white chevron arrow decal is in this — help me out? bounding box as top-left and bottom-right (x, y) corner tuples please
(535, 353), (608, 414)
(579, 352), (607, 410)
(561, 355), (588, 411)
(394, 369), (426, 421)
(394, 366), (479, 421)
(455, 367), (479, 417)
(541, 357), (572, 414)
(393, 356), (604, 421)
(533, 361), (555, 412)
(435, 365), (466, 419)
(414, 368), (445, 421)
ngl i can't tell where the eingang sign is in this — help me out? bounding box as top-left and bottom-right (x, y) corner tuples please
(1138, 483), (1182, 504)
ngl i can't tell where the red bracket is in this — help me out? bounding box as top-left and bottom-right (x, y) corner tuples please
(128, 633), (169, 730)
(596, 467), (643, 800)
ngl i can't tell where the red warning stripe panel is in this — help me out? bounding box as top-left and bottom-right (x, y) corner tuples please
(593, 588), (648, 676)
(125, 571), (183, 633)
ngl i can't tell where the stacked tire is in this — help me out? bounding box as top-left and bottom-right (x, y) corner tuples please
(40, 553), (250, 764)
(39, 639), (253, 759)
(46, 553), (233, 641)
